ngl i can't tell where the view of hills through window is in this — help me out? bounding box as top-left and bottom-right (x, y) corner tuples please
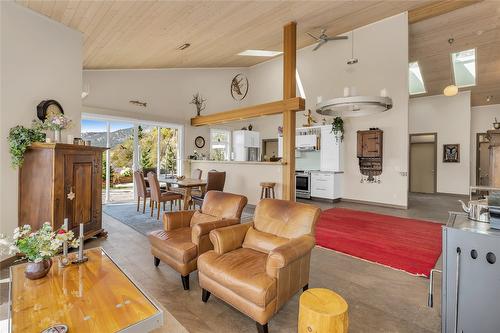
(81, 119), (178, 202)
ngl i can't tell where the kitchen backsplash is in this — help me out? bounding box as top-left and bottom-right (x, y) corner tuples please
(296, 151), (320, 171)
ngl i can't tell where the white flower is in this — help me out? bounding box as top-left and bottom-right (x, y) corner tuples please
(40, 250), (52, 257)
(34, 257), (42, 263)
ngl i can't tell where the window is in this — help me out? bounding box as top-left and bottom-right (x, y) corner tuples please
(210, 129), (231, 161)
(451, 48), (476, 87)
(409, 62), (426, 95)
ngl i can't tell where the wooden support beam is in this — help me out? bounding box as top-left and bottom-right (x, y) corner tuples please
(190, 97), (304, 126)
(282, 22), (297, 201)
(408, 0), (482, 24)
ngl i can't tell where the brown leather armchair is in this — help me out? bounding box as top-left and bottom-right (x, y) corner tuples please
(148, 191), (247, 290)
(197, 199), (320, 333)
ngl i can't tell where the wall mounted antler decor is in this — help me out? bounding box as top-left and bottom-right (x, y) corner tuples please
(230, 73), (248, 101)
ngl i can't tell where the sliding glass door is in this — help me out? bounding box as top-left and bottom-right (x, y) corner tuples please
(81, 116), (183, 204)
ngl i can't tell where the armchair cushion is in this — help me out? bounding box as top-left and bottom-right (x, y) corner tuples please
(242, 227), (289, 254)
(265, 235), (316, 278)
(148, 228), (197, 264)
(198, 248), (276, 307)
(209, 223), (252, 255)
(190, 210), (220, 227)
(163, 210), (195, 231)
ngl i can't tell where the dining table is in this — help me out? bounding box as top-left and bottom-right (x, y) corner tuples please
(157, 176), (207, 210)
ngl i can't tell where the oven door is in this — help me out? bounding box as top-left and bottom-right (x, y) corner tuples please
(295, 174), (311, 198)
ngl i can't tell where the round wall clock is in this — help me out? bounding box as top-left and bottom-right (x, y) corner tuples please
(37, 99), (64, 121)
(195, 136), (205, 148)
(230, 73), (249, 101)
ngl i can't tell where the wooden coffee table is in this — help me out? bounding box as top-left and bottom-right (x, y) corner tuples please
(8, 247), (163, 333)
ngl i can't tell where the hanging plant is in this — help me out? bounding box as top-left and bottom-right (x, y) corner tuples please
(7, 125), (46, 168)
(331, 116), (344, 142)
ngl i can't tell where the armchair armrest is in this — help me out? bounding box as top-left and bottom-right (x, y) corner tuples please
(162, 210), (196, 231)
(209, 223), (252, 255)
(266, 235), (315, 278)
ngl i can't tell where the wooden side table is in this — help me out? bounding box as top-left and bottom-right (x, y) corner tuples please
(298, 288), (348, 333)
(260, 182), (276, 199)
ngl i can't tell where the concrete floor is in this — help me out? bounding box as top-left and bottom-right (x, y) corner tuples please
(1, 193), (465, 333)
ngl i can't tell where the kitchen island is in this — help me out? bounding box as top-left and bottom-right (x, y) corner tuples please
(186, 160), (284, 205)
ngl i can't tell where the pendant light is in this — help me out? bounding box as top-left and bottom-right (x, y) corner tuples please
(443, 37), (458, 97)
(347, 31), (358, 65)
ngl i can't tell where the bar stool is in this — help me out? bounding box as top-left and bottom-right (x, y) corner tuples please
(260, 182), (276, 199)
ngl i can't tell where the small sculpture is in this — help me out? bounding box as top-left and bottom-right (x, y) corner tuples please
(303, 109), (317, 127)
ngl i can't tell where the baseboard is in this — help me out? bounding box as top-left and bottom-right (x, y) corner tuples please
(340, 198), (408, 210)
(435, 192), (468, 197)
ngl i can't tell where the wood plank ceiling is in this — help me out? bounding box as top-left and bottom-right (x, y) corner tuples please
(17, 1), (498, 106)
(18, 0), (435, 69)
(410, 0), (500, 106)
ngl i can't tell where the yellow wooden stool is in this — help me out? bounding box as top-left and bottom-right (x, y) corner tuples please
(298, 288), (349, 333)
(260, 182), (276, 199)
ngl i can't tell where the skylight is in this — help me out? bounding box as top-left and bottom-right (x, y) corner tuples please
(237, 50), (283, 57)
(451, 48), (476, 87)
(409, 62), (426, 95)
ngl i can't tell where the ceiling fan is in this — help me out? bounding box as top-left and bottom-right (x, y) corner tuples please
(307, 29), (348, 51)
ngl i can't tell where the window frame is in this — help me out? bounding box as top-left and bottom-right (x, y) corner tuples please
(209, 128), (231, 161)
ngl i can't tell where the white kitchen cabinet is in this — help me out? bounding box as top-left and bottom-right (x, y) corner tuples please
(320, 126), (343, 172)
(311, 171), (342, 200)
(233, 130), (260, 148)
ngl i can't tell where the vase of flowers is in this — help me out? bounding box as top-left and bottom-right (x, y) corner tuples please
(7, 223), (79, 280)
(33, 113), (72, 142)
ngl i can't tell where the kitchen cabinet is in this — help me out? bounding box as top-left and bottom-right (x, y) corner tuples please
(310, 171), (341, 200)
(320, 126), (343, 172)
(233, 130), (260, 148)
(19, 143), (107, 239)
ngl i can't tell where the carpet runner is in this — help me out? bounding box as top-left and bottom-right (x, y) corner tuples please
(316, 208), (442, 277)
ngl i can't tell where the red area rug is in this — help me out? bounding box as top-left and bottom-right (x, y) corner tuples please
(316, 208), (442, 277)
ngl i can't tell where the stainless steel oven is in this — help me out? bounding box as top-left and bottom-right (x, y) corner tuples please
(295, 171), (311, 199)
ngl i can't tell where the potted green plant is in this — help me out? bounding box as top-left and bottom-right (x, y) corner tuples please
(331, 116), (344, 142)
(7, 125), (46, 168)
(1, 223), (79, 280)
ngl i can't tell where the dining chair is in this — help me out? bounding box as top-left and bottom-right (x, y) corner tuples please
(134, 171), (150, 213)
(147, 172), (183, 220)
(191, 170), (226, 209)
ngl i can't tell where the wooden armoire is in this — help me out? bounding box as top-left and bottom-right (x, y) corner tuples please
(19, 143), (107, 238)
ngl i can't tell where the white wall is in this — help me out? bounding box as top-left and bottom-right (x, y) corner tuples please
(246, 13), (410, 207)
(82, 68), (250, 156)
(409, 92), (471, 195)
(0, 2), (82, 241)
(470, 104), (500, 185)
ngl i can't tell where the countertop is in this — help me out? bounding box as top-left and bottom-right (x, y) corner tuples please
(187, 159), (285, 165)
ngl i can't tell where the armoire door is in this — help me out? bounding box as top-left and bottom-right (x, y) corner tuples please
(64, 153), (99, 236)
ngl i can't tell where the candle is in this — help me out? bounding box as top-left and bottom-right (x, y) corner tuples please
(380, 88), (387, 97)
(316, 96), (323, 104)
(79, 223), (84, 236)
(78, 223), (84, 259)
(343, 87), (350, 97)
(63, 218), (69, 257)
(63, 218), (68, 231)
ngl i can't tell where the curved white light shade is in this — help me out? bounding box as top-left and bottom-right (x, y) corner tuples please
(443, 84), (458, 97)
(316, 96), (393, 118)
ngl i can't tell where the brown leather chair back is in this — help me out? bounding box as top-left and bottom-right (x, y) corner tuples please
(191, 168), (202, 180)
(201, 191), (247, 220)
(206, 171), (226, 192)
(147, 172), (161, 201)
(134, 171), (147, 197)
(253, 199), (320, 238)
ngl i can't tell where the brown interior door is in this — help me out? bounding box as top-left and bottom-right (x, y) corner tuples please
(64, 154), (97, 235)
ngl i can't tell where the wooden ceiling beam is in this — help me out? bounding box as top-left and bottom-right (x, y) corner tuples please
(408, 0), (482, 24)
(189, 97), (304, 126)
